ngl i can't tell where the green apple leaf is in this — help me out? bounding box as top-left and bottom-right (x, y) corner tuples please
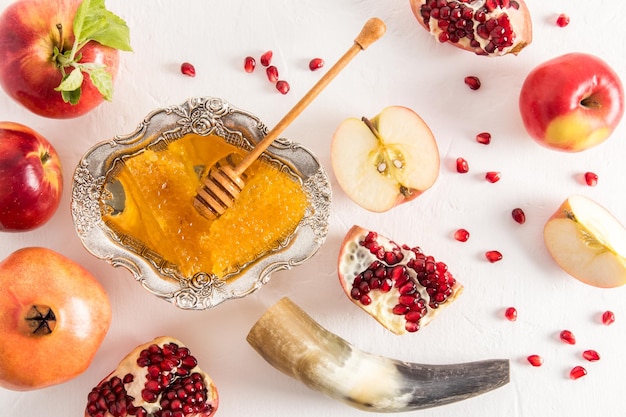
(86, 65), (114, 101)
(56, 67), (84, 93)
(61, 87), (82, 105)
(74, 0), (132, 52)
(53, 0), (132, 106)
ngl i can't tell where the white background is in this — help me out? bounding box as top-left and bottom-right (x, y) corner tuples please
(1, 0), (626, 416)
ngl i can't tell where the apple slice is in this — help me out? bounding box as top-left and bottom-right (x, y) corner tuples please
(331, 106), (439, 212)
(544, 194), (626, 288)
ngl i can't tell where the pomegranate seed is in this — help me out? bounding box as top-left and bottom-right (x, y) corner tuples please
(485, 250), (502, 263)
(560, 330), (576, 345)
(582, 349), (600, 362)
(556, 13), (570, 27)
(569, 365), (587, 380)
(464, 75), (481, 90)
(454, 228), (470, 242)
(244, 56), (256, 73)
(527, 355), (543, 367)
(504, 307), (517, 321)
(602, 310), (615, 325)
(309, 58), (324, 71)
(276, 80), (290, 95)
(260, 50), (273, 66)
(456, 157), (469, 173)
(180, 62), (196, 77)
(476, 132), (491, 145)
(511, 208), (526, 224)
(584, 171), (598, 186)
(485, 171), (501, 183)
(266, 65), (279, 83)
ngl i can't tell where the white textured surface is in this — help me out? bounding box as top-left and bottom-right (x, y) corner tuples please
(1, 0), (626, 415)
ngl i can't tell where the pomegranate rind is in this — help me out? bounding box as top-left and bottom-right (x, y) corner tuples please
(409, 0), (533, 57)
(337, 225), (462, 335)
(84, 336), (218, 417)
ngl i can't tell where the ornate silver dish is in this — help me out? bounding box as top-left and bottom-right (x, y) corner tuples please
(71, 96), (331, 310)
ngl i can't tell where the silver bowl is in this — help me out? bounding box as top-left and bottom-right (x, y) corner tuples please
(71, 96), (331, 310)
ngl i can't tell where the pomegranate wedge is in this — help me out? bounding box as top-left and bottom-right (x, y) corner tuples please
(247, 297), (510, 412)
(338, 225), (463, 335)
(85, 336), (218, 417)
(410, 0), (533, 56)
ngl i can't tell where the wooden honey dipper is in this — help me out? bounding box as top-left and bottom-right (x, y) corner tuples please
(193, 17), (386, 220)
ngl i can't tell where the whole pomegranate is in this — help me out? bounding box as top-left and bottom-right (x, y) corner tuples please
(410, 0), (533, 56)
(0, 247), (111, 390)
(338, 225), (463, 335)
(85, 336), (219, 417)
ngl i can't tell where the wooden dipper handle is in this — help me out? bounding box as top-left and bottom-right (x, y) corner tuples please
(232, 17), (386, 177)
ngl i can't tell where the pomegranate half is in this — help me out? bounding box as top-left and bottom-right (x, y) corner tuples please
(0, 247), (111, 390)
(410, 0), (532, 56)
(85, 336), (218, 417)
(338, 225), (463, 335)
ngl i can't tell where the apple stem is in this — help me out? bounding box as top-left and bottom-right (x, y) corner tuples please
(56, 23), (64, 53)
(580, 97), (602, 109)
(361, 117), (384, 141)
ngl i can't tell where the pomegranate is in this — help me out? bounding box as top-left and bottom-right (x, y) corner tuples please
(511, 208), (526, 224)
(410, 0), (533, 56)
(456, 157), (469, 173)
(526, 355), (543, 367)
(602, 310), (615, 325)
(180, 62), (196, 77)
(476, 131), (492, 144)
(560, 329), (576, 345)
(85, 336), (218, 417)
(243, 56), (256, 73)
(260, 50), (272, 66)
(504, 307), (517, 321)
(464, 75), (481, 90)
(276, 80), (290, 94)
(308, 57), (324, 71)
(0, 247), (111, 390)
(337, 225), (463, 335)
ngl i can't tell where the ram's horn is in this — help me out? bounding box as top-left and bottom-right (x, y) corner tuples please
(246, 297), (510, 412)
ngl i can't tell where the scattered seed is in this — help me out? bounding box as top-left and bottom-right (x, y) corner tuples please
(505, 307), (517, 321)
(476, 132), (491, 145)
(485, 250), (503, 263)
(584, 171), (598, 186)
(456, 157), (469, 173)
(276, 80), (290, 95)
(556, 13), (570, 27)
(602, 310), (615, 325)
(454, 228), (470, 242)
(464, 75), (481, 90)
(244, 56), (256, 73)
(560, 330), (576, 345)
(309, 58), (324, 71)
(569, 365), (587, 380)
(511, 208), (526, 224)
(485, 171), (501, 183)
(260, 50), (273, 67)
(527, 355), (544, 367)
(266, 65), (279, 83)
(582, 349), (600, 362)
(180, 62), (196, 77)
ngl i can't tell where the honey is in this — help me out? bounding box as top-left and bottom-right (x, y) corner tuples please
(102, 134), (308, 279)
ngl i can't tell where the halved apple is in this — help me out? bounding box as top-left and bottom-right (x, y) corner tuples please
(543, 194), (626, 288)
(330, 106), (440, 212)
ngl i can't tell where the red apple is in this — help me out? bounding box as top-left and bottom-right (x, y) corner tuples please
(0, 121), (63, 231)
(0, 247), (112, 390)
(519, 53), (624, 152)
(0, 0), (132, 119)
(331, 106), (440, 213)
